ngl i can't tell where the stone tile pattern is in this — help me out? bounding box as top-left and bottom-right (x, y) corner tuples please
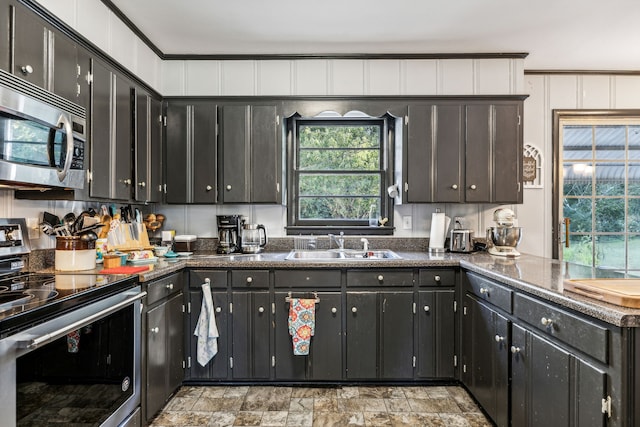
(150, 385), (491, 427)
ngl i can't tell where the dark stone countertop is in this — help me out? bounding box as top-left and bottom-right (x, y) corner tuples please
(40, 250), (640, 327)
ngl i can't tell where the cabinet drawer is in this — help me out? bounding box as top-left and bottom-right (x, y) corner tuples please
(274, 270), (340, 288)
(231, 270), (269, 289)
(465, 272), (512, 313)
(347, 270), (413, 287)
(514, 293), (609, 363)
(147, 272), (183, 305)
(418, 269), (455, 287)
(189, 270), (227, 289)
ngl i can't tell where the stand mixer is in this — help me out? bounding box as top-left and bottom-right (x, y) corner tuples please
(487, 208), (523, 257)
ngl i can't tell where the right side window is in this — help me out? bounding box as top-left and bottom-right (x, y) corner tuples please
(559, 117), (640, 270)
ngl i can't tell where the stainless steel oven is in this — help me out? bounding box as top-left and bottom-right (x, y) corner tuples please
(0, 219), (145, 427)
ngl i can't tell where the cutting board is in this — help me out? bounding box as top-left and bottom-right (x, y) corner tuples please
(564, 279), (640, 308)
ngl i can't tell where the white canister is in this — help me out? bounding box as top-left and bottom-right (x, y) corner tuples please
(55, 236), (96, 271)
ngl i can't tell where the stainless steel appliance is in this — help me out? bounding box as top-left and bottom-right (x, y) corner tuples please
(0, 219), (145, 427)
(449, 228), (474, 253)
(216, 215), (243, 254)
(0, 69), (86, 189)
(487, 208), (523, 257)
(241, 223), (267, 254)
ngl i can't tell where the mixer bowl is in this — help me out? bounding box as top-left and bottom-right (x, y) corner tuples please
(489, 226), (522, 247)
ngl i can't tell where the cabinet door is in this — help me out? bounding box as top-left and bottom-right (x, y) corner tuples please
(308, 292), (342, 381)
(464, 104), (491, 203)
(134, 90), (149, 202)
(90, 59), (112, 199)
(192, 102), (218, 203)
(251, 105), (279, 203)
(231, 291), (271, 379)
(220, 105), (250, 203)
(511, 324), (606, 427)
(12, 3), (46, 87)
(381, 291), (414, 379)
(146, 300), (169, 418)
(346, 291), (378, 379)
(433, 105), (463, 202)
(113, 75), (132, 200)
(462, 295), (509, 427)
(52, 30), (78, 102)
(188, 290), (229, 380)
(274, 291), (307, 380)
(166, 292), (184, 393)
(417, 290), (455, 378)
(405, 104), (433, 202)
(149, 97), (163, 203)
(493, 104), (522, 203)
(164, 101), (189, 203)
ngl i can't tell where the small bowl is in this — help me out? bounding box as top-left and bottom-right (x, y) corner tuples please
(154, 246), (169, 257)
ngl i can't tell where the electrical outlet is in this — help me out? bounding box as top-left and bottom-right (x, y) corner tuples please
(26, 217), (40, 239)
(402, 216), (412, 229)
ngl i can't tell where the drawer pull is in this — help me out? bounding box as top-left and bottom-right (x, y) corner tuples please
(479, 287), (489, 295)
(424, 305), (430, 312)
(470, 184), (477, 190)
(226, 184), (232, 191)
(494, 335), (505, 343)
(246, 277), (253, 283)
(541, 317), (553, 327)
(377, 275), (384, 281)
(206, 185), (212, 191)
(434, 275), (441, 282)
(510, 346), (521, 354)
(258, 306), (264, 313)
(150, 327), (159, 334)
(451, 184), (458, 190)
(215, 307), (222, 313)
(166, 283), (174, 290)
(331, 307), (337, 314)
(351, 307), (358, 313)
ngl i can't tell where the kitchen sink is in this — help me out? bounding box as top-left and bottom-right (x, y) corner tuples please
(285, 249), (402, 261)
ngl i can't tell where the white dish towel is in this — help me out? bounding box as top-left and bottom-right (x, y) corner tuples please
(194, 281), (219, 366)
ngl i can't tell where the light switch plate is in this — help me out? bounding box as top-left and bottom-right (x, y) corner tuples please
(402, 216), (412, 229)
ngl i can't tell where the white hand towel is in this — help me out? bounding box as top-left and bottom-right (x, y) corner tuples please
(194, 282), (219, 366)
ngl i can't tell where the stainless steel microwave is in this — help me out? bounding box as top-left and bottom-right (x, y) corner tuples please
(0, 69), (86, 190)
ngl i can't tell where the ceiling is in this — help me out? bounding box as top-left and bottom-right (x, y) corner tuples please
(109, 0), (640, 70)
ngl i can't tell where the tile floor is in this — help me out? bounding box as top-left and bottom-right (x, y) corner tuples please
(149, 385), (492, 426)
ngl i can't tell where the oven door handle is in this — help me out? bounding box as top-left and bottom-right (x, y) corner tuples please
(16, 290), (146, 350)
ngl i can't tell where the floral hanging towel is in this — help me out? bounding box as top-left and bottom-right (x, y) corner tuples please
(288, 298), (316, 355)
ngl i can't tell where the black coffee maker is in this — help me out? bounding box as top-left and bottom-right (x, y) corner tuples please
(216, 215), (244, 254)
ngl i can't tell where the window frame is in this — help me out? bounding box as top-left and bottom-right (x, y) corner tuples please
(286, 113), (395, 235)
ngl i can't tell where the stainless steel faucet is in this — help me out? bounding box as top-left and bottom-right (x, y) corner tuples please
(328, 232), (344, 250)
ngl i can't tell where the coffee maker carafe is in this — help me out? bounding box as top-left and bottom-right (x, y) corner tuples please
(216, 215), (243, 254)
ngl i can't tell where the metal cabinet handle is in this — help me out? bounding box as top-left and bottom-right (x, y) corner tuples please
(424, 305), (430, 312)
(123, 178), (132, 185)
(150, 327), (159, 334)
(206, 185), (212, 191)
(258, 306), (264, 313)
(494, 335), (505, 343)
(451, 184), (458, 190)
(226, 184), (232, 191)
(166, 283), (174, 290)
(246, 277), (253, 283)
(138, 181), (146, 187)
(21, 65), (34, 75)
(215, 307), (222, 313)
(351, 307), (358, 313)
(331, 307), (337, 314)
(541, 317), (553, 327)
(470, 184), (477, 190)
(479, 287), (489, 295)
(377, 275), (384, 281)
(510, 346), (521, 354)
(434, 275), (441, 282)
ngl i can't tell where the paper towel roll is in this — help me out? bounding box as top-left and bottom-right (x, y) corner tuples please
(429, 212), (451, 252)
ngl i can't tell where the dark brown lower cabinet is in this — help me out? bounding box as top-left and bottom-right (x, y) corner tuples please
(346, 291), (414, 380)
(416, 290), (455, 378)
(461, 294), (509, 427)
(274, 291), (342, 381)
(511, 323), (607, 427)
(231, 291), (271, 379)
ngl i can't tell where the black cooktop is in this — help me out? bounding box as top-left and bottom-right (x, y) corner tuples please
(0, 271), (138, 338)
